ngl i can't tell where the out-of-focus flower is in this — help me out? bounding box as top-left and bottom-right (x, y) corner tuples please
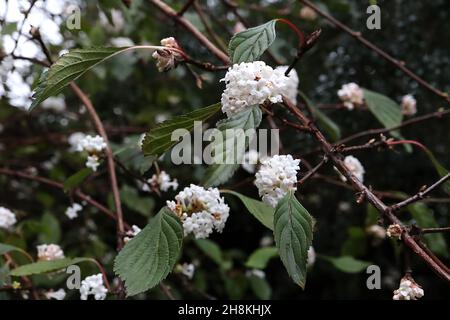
(246, 269), (266, 279)
(68, 132), (87, 151)
(152, 37), (184, 72)
(401, 94), (417, 116)
(45, 289), (66, 300)
(110, 37), (134, 47)
(299, 6), (318, 20)
(366, 225), (386, 239)
(275, 66), (299, 104)
(37, 244), (65, 261)
(338, 83), (364, 110)
(80, 274), (108, 300)
(65, 203), (82, 220)
(393, 276), (424, 300)
(176, 263), (195, 280)
(259, 235), (274, 247)
(254, 154), (300, 207)
(41, 95), (66, 112)
(167, 184), (230, 239)
(0, 206), (17, 230)
(233, 22), (246, 34)
(337, 155), (365, 183)
(307, 246), (316, 267)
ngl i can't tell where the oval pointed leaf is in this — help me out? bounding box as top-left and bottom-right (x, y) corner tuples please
(203, 106), (262, 186)
(223, 190), (274, 230)
(363, 89), (403, 135)
(63, 168), (92, 192)
(322, 256), (372, 273)
(114, 207), (183, 296)
(142, 103), (221, 158)
(274, 190), (314, 288)
(30, 47), (128, 110)
(246, 247), (278, 269)
(9, 257), (90, 276)
(228, 20), (277, 63)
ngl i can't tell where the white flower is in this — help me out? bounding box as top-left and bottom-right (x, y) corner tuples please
(242, 150), (260, 173)
(366, 225), (386, 239)
(45, 289), (66, 300)
(299, 6), (318, 20)
(338, 155), (365, 183)
(337, 83), (364, 110)
(0, 55), (14, 78)
(254, 154), (300, 207)
(110, 37), (134, 47)
(393, 277), (424, 300)
(138, 133), (146, 150)
(0, 207), (17, 229)
(68, 132), (86, 151)
(76, 135), (107, 153)
(401, 94), (417, 116)
(147, 171), (178, 192)
(37, 244), (65, 261)
(86, 155), (101, 172)
(167, 184), (230, 239)
(65, 203), (82, 220)
(220, 61), (291, 117)
(124, 225), (142, 243)
(387, 224), (402, 239)
(152, 37), (184, 72)
(259, 235), (274, 247)
(233, 22), (246, 34)
(80, 274), (108, 300)
(246, 269), (266, 279)
(177, 263), (195, 280)
(41, 95), (66, 112)
(275, 66), (299, 104)
(307, 246), (316, 268)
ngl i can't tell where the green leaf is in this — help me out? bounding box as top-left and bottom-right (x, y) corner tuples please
(249, 275), (272, 300)
(363, 89), (403, 137)
(142, 103), (221, 158)
(228, 20), (277, 63)
(423, 149), (450, 195)
(408, 203), (448, 258)
(63, 168), (92, 192)
(273, 190), (314, 288)
(9, 257), (90, 276)
(245, 247), (278, 269)
(322, 256), (372, 273)
(299, 92), (341, 141)
(38, 213), (61, 244)
(222, 190), (274, 230)
(114, 207), (183, 296)
(120, 185), (154, 217)
(0, 243), (31, 261)
(30, 47), (127, 110)
(194, 239), (232, 271)
(203, 106), (262, 187)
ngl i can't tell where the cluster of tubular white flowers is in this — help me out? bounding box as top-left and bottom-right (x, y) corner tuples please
(0, 206), (17, 230)
(254, 154), (301, 208)
(37, 244), (65, 261)
(366, 225), (386, 239)
(76, 135), (107, 172)
(65, 203), (82, 220)
(152, 37), (184, 72)
(176, 263), (196, 280)
(45, 289), (66, 300)
(144, 171), (179, 193)
(337, 82), (364, 110)
(41, 96), (66, 112)
(68, 132), (86, 151)
(275, 66), (299, 104)
(221, 61), (296, 117)
(337, 155), (365, 183)
(167, 184), (230, 239)
(124, 225), (142, 243)
(393, 277), (424, 300)
(401, 94), (417, 116)
(80, 274), (108, 300)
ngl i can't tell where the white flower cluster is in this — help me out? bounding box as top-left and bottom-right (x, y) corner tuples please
(76, 135), (107, 172)
(37, 244), (65, 261)
(338, 155), (365, 183)
(337, 83), (364, 110)
(275, 66), (299, 104)
(366, 225), (386, 239)
(41, 96), (66, 112)
(246, 269), (266, 279)
(80, 274), (108, 300)
(393, 277), (424, 300)
(254, 154), (300, 208)
(65, 203), (82, 220)
(177, 263), (196, 280)
(307, 246), (316, 268)
(152, 37), (184, 72)
(167, 184), (230, 239)
(220, 61), (298, 117)
(124, 225), (142, 243)
(0, 206), (17, 230)
(144, 171), (179, 193)
(401, 94), (417, 116)
(45, 289), (66, 300)
(68, 132), (86, 151)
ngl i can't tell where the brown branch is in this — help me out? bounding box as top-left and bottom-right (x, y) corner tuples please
(421, 227), (450, 234)
(298, 156), (327, 185)
(177, 0), (195, 16)
(193, 1), (228, 53)
(298, 0), (450, 104)
(147, 0), (230, 64)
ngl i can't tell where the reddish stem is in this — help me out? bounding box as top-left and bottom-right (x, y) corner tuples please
(277, 18), (306, 48)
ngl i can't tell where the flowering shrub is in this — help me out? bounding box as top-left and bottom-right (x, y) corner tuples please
(0, 0), (449, 301)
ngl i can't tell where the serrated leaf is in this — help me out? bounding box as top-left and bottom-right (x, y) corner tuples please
(9, 257), (90, 276)
(114, 207), (183, 296)
(142, 103), (221, 158)
(194, 239), (232, 271)
(273, 190), (314, 288)
(228, 20), (277, 63)
(245, 247), (278, 269)
(203, 106), (262, 186)
(63, 168), (92, 192)
(299, 91), (341, 141)
(408, 203), (448, 258)
(223, 190), (274, 230)
(30, 47), (128, 110)
(322, 256), (372, 273)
